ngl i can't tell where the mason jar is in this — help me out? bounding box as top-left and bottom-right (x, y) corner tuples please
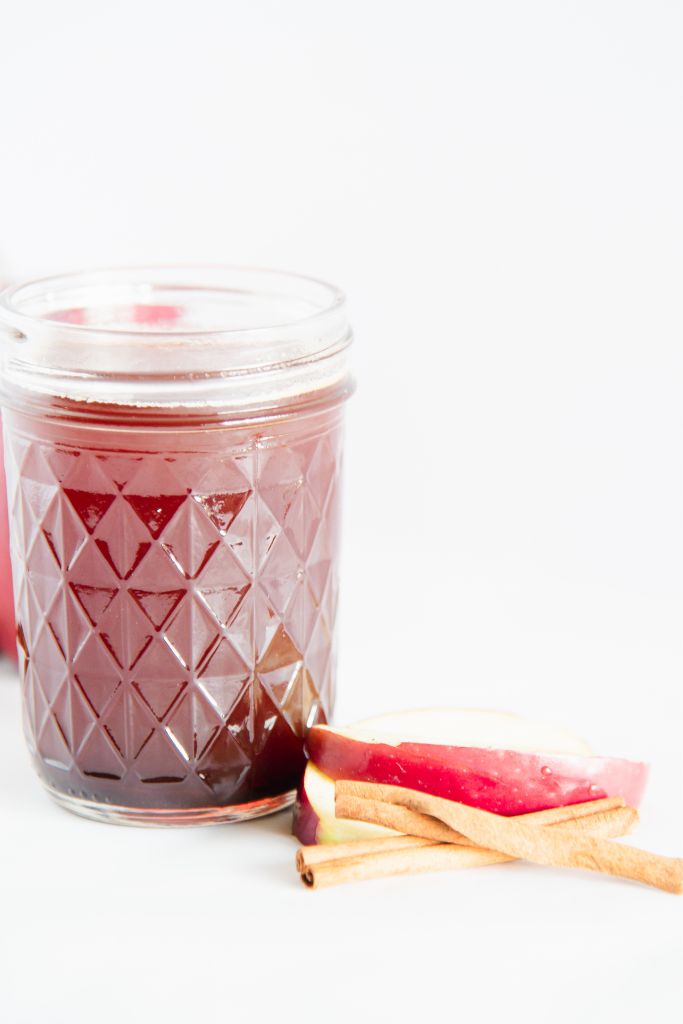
(0, 267), (353, 825)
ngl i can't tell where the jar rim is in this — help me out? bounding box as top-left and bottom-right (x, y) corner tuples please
(0, 264), (346, 339)
(0, 265), (353, 415)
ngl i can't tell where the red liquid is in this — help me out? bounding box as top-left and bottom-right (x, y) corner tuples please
(0, 422), (16, 659)
(5, 397), (343, 819)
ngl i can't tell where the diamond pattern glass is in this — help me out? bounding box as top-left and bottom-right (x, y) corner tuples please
(4, 405), (344, 823)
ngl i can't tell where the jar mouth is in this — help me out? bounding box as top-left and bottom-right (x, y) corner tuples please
(0, 264), (346, 339)
(0, 265), (352, 415)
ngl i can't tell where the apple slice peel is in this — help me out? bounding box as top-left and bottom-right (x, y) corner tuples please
(293, 708), (648, 845)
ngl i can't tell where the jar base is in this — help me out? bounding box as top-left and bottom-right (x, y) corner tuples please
(44, 784), (296, 827)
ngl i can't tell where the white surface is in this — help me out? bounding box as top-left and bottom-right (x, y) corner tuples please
(0, 666), (681, 1023)
(0, 1), (682, 1021)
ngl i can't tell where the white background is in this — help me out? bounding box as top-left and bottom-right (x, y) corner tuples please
(0, 1), (681, 1021)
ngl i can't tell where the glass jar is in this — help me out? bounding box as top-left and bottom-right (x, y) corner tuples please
(0, 267), (353, 825)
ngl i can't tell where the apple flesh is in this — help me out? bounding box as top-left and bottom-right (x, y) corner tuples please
(293, 709), (648, 844)
(325, 708), (597, 755)
(293, 762), (394, 844)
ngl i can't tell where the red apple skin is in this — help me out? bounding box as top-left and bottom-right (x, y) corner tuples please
(305, 729), (648, 815)
(0, 423), (16, 660)
(292, 780), (320, 844)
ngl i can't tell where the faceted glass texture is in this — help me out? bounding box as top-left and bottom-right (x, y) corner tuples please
(4, 404), (343, 823)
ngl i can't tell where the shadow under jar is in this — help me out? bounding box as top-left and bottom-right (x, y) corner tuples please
(0, 267), (353, 825)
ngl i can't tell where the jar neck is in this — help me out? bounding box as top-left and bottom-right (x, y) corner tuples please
(2, 374), (354, 429)
(0, 266), (353, 422)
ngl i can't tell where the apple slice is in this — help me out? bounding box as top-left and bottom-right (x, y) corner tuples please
(293, 762), (394, 844)
(293, 709), (648, 844)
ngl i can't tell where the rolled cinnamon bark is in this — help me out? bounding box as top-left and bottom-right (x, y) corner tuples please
(295, 833), (436, 872)
(300, 843), (504, 889)
(299, 803), (638, 889)
(336, 781), (682, 894)
(333, 793), (627, 846)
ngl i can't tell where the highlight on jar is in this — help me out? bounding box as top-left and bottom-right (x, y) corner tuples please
(0, 266), (354, 825)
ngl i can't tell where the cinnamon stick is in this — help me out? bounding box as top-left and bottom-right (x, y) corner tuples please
(300, 843), (505, 889)
(336, 781), (683, 894)
(295, 833), (436, 872)
(298, 804), (637, 889)
(334, 792), (627, 847)
(298, 794), (623, 875)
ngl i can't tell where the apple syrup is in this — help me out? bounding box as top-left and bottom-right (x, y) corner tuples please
(0, 419), (16, 658)
(6, 395), (343, 819)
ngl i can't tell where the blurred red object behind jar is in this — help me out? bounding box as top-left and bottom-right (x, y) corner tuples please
(0, 418), (16, 659)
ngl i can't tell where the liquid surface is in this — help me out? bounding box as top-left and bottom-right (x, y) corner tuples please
(5, 400), (343, 811)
